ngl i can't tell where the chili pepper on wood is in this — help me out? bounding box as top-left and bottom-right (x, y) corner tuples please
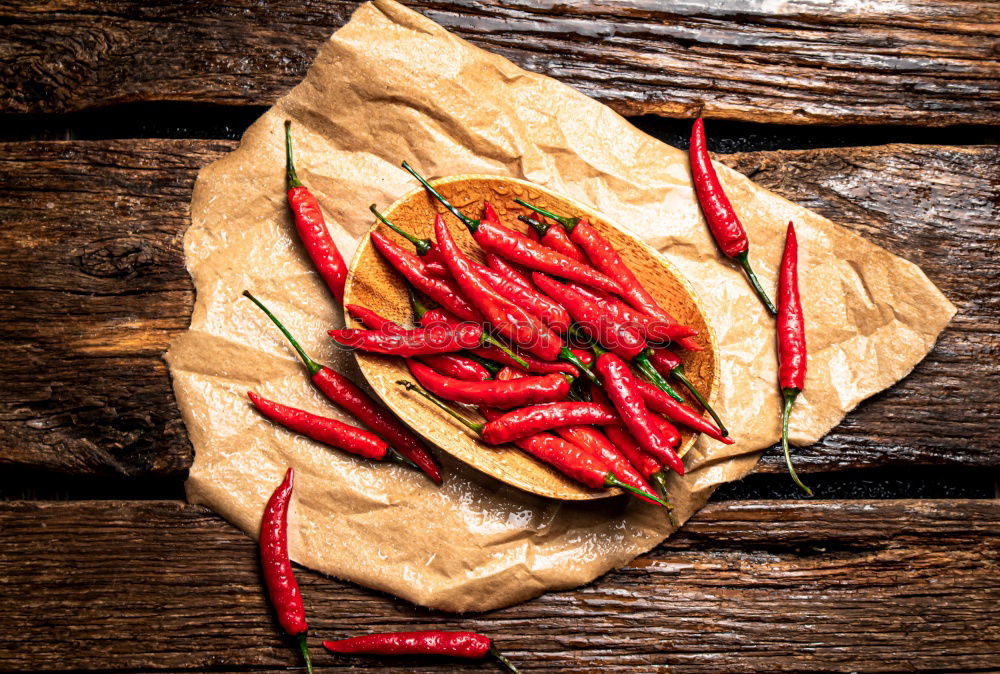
(777, 221), (811, 495)
(400, 380), (669, 507)
(369, 204), (449, 276)
(516, 198), (702, 351)
(402, 162), (623, 294)
(323, 631), (519, 673)
(518, 214), (587, 262)
(689, 118), (777, 315)
(408, 360), (569, 408)
(479, 402), (618, 444)
(284, 121), (347, 304)
(635, 378), (731, 443)
(593, 350), (685, 475)
(260, 468), (312, 674)
(646, 348), (729, 437)
(243, 292), (442, 482)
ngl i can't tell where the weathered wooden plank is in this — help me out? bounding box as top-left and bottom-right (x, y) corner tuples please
(0, 140), (995, 480)
(1, 0), (997, 125)
(0, 499), (996, 672)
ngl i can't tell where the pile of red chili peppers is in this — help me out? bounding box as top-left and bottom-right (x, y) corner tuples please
(246, 119), (810, 671)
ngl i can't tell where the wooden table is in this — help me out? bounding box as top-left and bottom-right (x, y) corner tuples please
(1, 2), (998, 671)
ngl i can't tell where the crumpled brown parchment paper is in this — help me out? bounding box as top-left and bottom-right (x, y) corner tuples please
(165, 0), (955, 612)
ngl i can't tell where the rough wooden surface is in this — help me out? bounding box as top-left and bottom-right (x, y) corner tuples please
(0, 499), (996, 672)
(0, 140), (996, 480)
(2, 0), (998, 126)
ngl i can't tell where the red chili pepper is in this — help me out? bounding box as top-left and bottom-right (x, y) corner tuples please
(328, 324), (483, 357)
(433, 214), (564, 362)
(518, 214), (588, 262)
(260, 468), (312, 674)
(567, 282), (698, 345)
(480, 402), (618, 444)
(777, 221), (811, 495)
(516, 198), (702, 351)
(689, 118), (776, 315)
(645, 348), (729, 437)
(402, 162), (623, 294)
(474, 258), (571, 335)
(324, 631), (519, 672)
(248, 392), (391, 460)
(634, 378), (731, 443)
(284, 121), (347, 304)
(557, 426), (659, 505)
(244, 293), (442, 482)
(593, 351), (685, 475)
(484, 252), (532, 290)
(369, 203), (449, 276)
(408, 359), (569, 408)
(533, 273), (646, 360)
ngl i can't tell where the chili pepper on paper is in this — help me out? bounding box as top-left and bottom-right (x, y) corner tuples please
(646, 348), (729, 437)
(241, 292), (441, 481)
(399, 380), (669, 507)
(260, 468), (312, 674)
(323, 631), (519, 673)
(407, 359), (569, 408)
(516, 198), (701, 352)
(689, 118), (777, 315)
(777, 221), (811, 495)
(402, 162), (623, 294)
(283, 121), (347, 304)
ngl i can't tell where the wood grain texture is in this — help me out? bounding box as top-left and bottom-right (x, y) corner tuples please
(0, 499), (997, 672)
(1, 0), (998, 125)
(0, 140), (995, 480)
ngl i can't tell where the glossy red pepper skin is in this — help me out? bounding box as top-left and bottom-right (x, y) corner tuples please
(473, 258), (571, 334)
(690, 118), (776, 315)
(635, 379), (731, 443)
(533, 273), (646, 360)
(646, 347), (729, 436)
(329, 325), (482, 357)
(285, 122), (347, 305)
(602, 423), (660, 478)
(260, 468), (308, 637)
(324, 631), (491, 658)
(248, 392), (388, 460)
(475, 203), (623, 295)
(434, 214), (563, 361)
(484, 252), (533, 290)
(409, 360), (569, 408)
(777, 221), (811, 495)
(594, 353), (685, 475)
(418, 353), (490, 381)
(480, 402), (619, 445)
(540, 223), (587, 262)
(370, 230), (480, 322)
(554, 425), (657, 504)
(568, 282), (697, 345)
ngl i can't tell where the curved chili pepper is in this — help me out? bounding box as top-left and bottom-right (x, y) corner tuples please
(646, 348), (729, 436)
(593, 351), (685, 475)
(484, 252), (532, 290)
(480, 402), (618, 444)
(689, 118), (776, 315)
(369, 203), (449, 276)
(518, 214), (587, 262)
(777, 221), (811, 495)
(516, 198), (702, 351)
(329, 324), (482, 357)
(243, 292), (441, 482)
(402, 162), (623, 294)
(324, 631), (519, 672)
(635, 378), (731, 443)
(284, 121), (347, 304)
(475, 260), (571, 334)
(534, 273), (646, 360)
(260, 468), (312, 674)
(555, 425), (658, 505)
(248, 392), (392, 460)
(433, 214), (563, 361)
(408, 360), (569, 408)
(567, 282), (698, 345)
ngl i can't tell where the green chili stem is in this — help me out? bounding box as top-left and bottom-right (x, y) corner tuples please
(482, 335), (530, 370)
(560, 347), (598, 384)
(297, 633), (313, 674)
(386, 447), (421, 470)
(284, 121), (302, 189)
(242, 291), (321, 376)
(672, 364), (728, 437)
(513, 198), (579, 232)
(650, 470), (677, 527)
(782, 388), (812, 496)
(517, 214), (550, 235)
(464, 353), (502, 375)
(735, 250), (777, 316)
(397, 380), (484, 434)
(370, 204), (433, 256)
(401, 161), (478, 231)
(407, 286), (433, 320)
(490, 645), (521, 674)
(604, 473), (671, 509)
(634, 352), (685, 403)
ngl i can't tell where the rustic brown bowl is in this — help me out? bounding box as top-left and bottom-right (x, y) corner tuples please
(344, 175), (719, 500)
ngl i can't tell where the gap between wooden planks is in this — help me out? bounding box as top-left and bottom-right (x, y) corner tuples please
(0, 0), (997, 125)
(0, 499), (996, 672)
(0, 140), (996, 480)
